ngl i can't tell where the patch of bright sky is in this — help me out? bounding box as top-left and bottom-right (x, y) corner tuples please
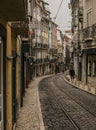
(45, 0), (72, 31)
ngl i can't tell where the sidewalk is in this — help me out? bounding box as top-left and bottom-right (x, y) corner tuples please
(64, 74), (96, 95)
(16, 76), (48, 130)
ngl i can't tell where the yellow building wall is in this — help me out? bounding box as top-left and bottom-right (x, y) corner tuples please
(16, 37), (21, 111)
(0, 19), (14, 130)
(6, 24), (21, 130)
(6, 23), (13, 130)
(0, 17), (23, 130)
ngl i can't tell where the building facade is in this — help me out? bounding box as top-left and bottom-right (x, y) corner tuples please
(63, 33), (72, 69)
(30, 0), (50, 76)
(82, 0), (96, 84)
(71, 0), (96, 86)
(70, 0), (83, 80)
(49, 21), (58, 74)
(56, 29), (64, 72)
(0, 0), (27, 130)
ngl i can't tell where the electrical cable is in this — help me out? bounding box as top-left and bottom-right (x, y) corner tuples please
(54, 0), (64, 21)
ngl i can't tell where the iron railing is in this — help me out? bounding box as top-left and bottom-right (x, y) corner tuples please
(92, 23), (96, 38)
(83, 26), (93, 40)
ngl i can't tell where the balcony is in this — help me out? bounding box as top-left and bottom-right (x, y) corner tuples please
(83, 26), (93, 41)
(35, 58), (50, 64)
(49, 48), (57, 55)
(32, 43), (42, 49)
(36, 43), (42, 48)
(42, 14), (50, 22)
(44, 58), (50, 63)
(0, 0), (27, 21)
(93, 24), (96, 38)
(79, 7), (83, 22)
(42, 44), (49, 49)
(58, 53), (63, 56)
(32, 43), (45, 50)
(35, 58), (42, 64)
(70, 0), (77, 6)
(11, 21), (28, 36)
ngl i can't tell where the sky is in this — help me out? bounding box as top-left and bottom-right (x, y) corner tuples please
(45, 0), (72, 31)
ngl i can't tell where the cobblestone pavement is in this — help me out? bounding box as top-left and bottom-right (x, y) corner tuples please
(16, 76), (48, 130)
(39, 75), (96, 130)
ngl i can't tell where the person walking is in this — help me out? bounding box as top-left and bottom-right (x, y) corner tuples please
(69, 68), (75, 82)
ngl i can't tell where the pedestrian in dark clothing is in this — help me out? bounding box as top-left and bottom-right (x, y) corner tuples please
(55, 65), (59, 74)
(69, 68), (75, 79)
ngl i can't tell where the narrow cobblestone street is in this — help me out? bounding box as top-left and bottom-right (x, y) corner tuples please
(16, 74), (96, 130)
(39, 74), (96, 130)
(16, 77), (46, 130)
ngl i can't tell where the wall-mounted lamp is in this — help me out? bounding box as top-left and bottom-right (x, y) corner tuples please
(7, 51), (17, 60)
(6, 55), (13, 60)
(17, 54), (20, 57)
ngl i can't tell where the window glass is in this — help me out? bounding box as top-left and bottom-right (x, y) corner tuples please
(87, 11), (92, 26)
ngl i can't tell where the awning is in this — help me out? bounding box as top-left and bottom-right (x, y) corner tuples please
(82, 48), (96, 54)
(0, 0), (26, 21)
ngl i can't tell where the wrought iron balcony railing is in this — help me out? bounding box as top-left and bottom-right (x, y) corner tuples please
(49, 48), (57, 54)
(83, 26), (93, 41)
(44, 58), (50, 63)
(34, 58), (49, 64)
(92, 23), (96, 38)
(35, 43), (42, 48)
(79, 7), (83, 22)
(79, 7), (83, 16)
(35, 58), (42, 64)
(42, 44), (49, 49)
(33, 43), (49, 49)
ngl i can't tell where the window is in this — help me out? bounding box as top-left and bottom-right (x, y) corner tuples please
(87, 11), (92, 26)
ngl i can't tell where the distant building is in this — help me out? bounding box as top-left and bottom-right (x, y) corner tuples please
(29, 0), (50, 76)
(63, 33), (72, 68)
(49, 21), (58, 74)
(57, 29), (64, 72)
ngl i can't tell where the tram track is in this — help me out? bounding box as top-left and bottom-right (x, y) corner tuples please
(39, 80), (80, 130)
(53, 75), (96, 118)
(46, 86), (80, 130)
(39, 75), (96, 130)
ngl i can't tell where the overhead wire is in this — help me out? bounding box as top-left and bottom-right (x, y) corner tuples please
(54, 0), (64, 21)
